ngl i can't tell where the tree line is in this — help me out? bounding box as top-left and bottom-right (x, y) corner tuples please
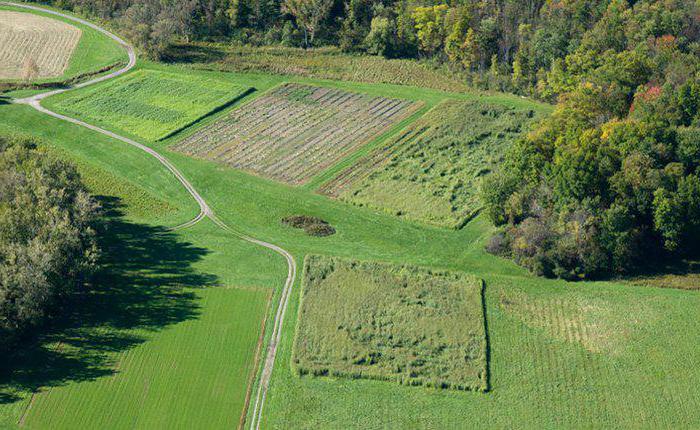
(481, 1), (700, 279)
(0, 135), (99, 353)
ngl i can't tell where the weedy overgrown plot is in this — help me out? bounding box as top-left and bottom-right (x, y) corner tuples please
(51, 69), (252, 141)
(0, 11), (81, 79)
(293, 255), (488, 391)
(173, 83), (422, 185)
(320, 99), (539, 228)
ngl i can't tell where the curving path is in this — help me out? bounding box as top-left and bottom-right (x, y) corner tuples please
(2, 2), (295, 429)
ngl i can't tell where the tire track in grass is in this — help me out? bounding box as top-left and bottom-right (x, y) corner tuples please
(3, 2), (296, 428)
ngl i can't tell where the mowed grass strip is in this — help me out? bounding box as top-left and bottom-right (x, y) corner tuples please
(293, 255), (488, 391)
(173, 83), (423, 185)
(320, 99), (539, 228)
(0, 11), (81, 79)
(50, 69), (252, 141)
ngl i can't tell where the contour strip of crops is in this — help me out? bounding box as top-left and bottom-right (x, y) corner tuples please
(174, 83), (422, 185)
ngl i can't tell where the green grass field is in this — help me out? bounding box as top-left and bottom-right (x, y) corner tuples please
(321, 99), (541, 228)
(48, 69), (252, 141)
(0, 4), (127, 84)
(1, 53), (698, 429)
(0, 105), (285, 430)
(294, 256), (487, 391)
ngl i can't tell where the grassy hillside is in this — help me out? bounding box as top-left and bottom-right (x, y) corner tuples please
(1, 60), (697, 430)
(0, 105), (285, 430)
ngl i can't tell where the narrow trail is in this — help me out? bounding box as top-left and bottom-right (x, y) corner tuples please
(2, 3), (295, 428)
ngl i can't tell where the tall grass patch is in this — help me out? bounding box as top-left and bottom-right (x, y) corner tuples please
(321, 99), (539, 228)
(50, 69), (252, 141)
(293, 255), (488, 391)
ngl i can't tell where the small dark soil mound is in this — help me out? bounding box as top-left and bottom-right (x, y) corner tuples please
(281, 215), (336, 237)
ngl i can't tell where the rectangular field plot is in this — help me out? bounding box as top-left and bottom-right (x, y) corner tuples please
(293, 255), (487, 391)
(0, 11), (82, 79)
(51, 69), (252, 141)
(320, 99), (539, 228)
(173, 83), (422, 185)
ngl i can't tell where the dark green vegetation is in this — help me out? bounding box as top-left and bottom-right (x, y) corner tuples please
(294, 256), (487, 391)
(482, 2), (700, 278)
(49, 69), (252, 141)
(0, 4), (126, 88)
(322, 99), (539, 228)
(281, 216), (336, 237)
(0, 134), (98, 354)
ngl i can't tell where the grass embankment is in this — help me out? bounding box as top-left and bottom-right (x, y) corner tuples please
(294, 256), (487, 391)
(0, 104), (284, 430)
(3, 62), (698, 429)
(48, 69), (252, 141)
(0, 4), (126, 86)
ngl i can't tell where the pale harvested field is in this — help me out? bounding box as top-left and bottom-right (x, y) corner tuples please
(0, 11), (82, 79)
(173, 83), (422, 185)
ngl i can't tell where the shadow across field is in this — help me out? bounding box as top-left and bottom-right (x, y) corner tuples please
(163, 44), (227, 64)
(0, 196), (215, 404)
(625, 257), (700, 290)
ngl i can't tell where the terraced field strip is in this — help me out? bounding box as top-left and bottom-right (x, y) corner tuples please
(320, 99), (539, 228)
(0, 10), (81, 79)
(173, 83), (423, 185)
(50, 69), (253, 141)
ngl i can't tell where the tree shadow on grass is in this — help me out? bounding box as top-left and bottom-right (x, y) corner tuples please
(623, 257), (700, 290)
(0, 196), (217, 404)
(162, 43), (227, 64)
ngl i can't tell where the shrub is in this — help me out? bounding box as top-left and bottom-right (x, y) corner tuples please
(281, 215), (336, 237)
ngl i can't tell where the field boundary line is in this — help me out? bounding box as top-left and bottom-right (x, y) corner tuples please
(5, 3), (297, 429)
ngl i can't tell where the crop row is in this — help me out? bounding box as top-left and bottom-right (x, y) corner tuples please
(173, 83), (422, 185)
(52, 69), (251, 141)
(321, 99), (539, 228)
(0, 11), (81, 79)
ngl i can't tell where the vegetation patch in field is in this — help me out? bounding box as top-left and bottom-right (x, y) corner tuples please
(281, 215), (335, 237)
(293, 255), (487, 391)
(50, 69), (252, 141)
(169, 44), (472, 93)
(320, 99), (538, 228)
(173, 83), (423, 185)
(0, 11), (82, 80)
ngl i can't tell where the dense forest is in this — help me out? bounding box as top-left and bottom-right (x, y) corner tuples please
(40, 0), (700, 279)
(0, 136), (98, 353)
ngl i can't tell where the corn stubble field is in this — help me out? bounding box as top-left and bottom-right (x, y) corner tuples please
(51, 69), (252, 141)
(293, 256), (488, 391)
(174, 83), (422, 185)
(0, 11), (81, 79)
(320, 99), (539, 228)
